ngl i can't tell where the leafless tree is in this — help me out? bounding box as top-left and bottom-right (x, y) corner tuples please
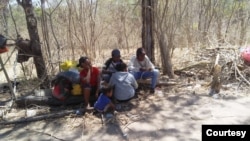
(17, 0), (49, 88)
(2, 0), (249, 82)
(141, 0), (155, 63)
(154, 0), (187, 78)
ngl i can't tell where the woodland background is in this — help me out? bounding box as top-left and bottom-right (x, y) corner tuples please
(1, 1), (250, 140)
(0, 0), (250, 86)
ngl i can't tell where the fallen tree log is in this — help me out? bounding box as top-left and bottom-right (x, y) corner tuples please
(137, 79), (178, 87)
(174, 61), (212, 78)
(15, 95), (84, 107)
(0, 109), (75, 125)
(174, 61), (212, 72)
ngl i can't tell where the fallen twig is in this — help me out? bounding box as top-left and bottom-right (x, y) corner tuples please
(235, 63), (250, 86)
(25, 129), (65, 141)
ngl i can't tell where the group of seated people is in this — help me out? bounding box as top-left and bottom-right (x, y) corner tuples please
(52, 47), (160, 114)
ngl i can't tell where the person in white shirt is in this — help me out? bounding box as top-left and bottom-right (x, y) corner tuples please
(128, 47), (159, 93)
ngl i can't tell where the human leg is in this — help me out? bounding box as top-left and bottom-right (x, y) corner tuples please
(83, 87), (91, 107)
(89, 86), (98, 107)
(141, 69), (159, 93)
(130, 71), (143, 80)
(104, 103), (115, 113)
(151, 69), (160, 88)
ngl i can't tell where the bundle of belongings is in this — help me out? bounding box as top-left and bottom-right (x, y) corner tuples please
(51, 61), (82, 101)
(240, 46), (250, 66)
(0, 34), (8, 54)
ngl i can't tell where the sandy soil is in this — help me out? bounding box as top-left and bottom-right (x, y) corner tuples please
(0, 77), (250, 141)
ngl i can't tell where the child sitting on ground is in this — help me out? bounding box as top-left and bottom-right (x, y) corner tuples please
(94, 85), (115, 113)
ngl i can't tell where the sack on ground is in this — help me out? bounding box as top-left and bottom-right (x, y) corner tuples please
(60, 60), (78, 71)
(71, 84), (82, 95)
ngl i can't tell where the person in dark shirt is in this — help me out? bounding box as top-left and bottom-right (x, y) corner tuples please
(101, 49), (123, 83)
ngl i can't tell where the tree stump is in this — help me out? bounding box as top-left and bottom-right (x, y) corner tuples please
(209, 54), (222, 95)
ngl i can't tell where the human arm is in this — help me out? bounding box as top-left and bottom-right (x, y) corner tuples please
(108, 75), (115, 87)
(79, 69), (88, 84)
(102, 58), (114, 74)
(102, 69), (113, 74)
(104, 102), (115, 113)
(128, 55), (140, 72)
(144, 55), (155, 71)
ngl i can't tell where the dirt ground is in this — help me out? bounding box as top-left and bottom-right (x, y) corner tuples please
(1, 47), (250, 140)
(0, 76), (250, 141)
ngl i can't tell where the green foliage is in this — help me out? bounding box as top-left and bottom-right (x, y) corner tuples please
(34, 7), (42, 18)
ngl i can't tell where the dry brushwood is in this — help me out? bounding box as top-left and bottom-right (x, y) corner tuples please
(198, 47), (249, 88)
(175, 61), (211, 72)
(235, 64), (250, 86)
(174, 61), (212, 78)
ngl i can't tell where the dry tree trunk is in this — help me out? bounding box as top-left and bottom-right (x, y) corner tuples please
(154, 0), (173, 77)
(1, 0), (9, 35)
(198, 0), (217, 43)
(43, 0), (63, 73)
(158, 33), (174, 78)
(154, 0), (188, 78)
(40, 0), (50, 59)
(209, 54), (222, 95)
(142, 0), (155, 63)
(224, 1), (236, 41)
(17, 0), (49, 88)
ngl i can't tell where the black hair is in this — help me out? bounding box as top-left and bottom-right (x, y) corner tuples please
(77, 56), (89, 67)
(115, 62), (127, 71)
(136, 47), (145, 57)
(111, 49), (120, 57)
(79, 56), (88, 63)
(101, 85), (113, 95)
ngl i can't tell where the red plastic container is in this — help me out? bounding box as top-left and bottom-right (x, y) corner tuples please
(241, 47), (250, 65)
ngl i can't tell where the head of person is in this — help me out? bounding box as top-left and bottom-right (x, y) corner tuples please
(136, 47), (146, 61)
(101, 85), (113, 97)
(115, 62), (127, 72)
(111, 49), (121, 62)
(77, 56), (91, 69)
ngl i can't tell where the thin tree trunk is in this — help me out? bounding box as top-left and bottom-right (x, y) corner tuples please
(17, 0), (49, 88)
(142, 0), (155, 63)
(2, 0), (9, 35)
(239, 5), (248, 46)
(224, 0), (236, 40)
(158, 33), (174, 78)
